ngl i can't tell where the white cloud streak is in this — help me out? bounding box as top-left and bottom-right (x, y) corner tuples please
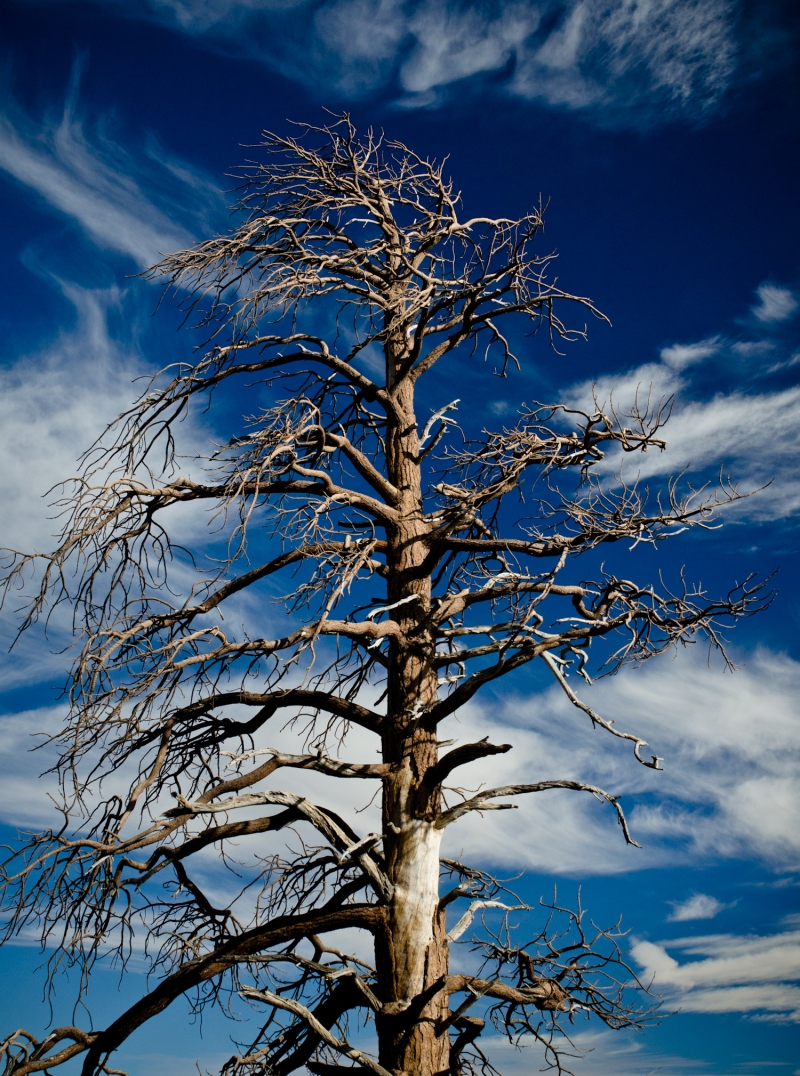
(633, 930), (800, 1021)
(507, 0), (736, 115)
(0, 82), (223, 268)
(0, 281), (143, 555)
(0, 114), (188, 267)
(0, 281), (152, 691)
(482, 1027), (748, 1076)
(0, 83), (230, 692)
(7, 639), (797, 878)
(0, 275), (228, 700)
(564, 310), (800, 520)
(34, 0), (743, 123)
(433, 646), (800, 875)
(633, 387), (800, 515)
(660, 336), (722, 370)
(0, 706), (64, 828)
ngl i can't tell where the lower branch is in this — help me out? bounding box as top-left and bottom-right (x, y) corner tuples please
(241, 989), (392, 1076)
(0, 1028), (102, 1076)
(79, 905), (382, 1076)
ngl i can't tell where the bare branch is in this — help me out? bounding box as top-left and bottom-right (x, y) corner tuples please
(437, 781), (640, 847)
(541, 652), (662, 769)
(240, 988), (392, 1076)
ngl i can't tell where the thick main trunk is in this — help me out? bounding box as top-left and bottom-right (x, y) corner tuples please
(377, 348), (450, 1076)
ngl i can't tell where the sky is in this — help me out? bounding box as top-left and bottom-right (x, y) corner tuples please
(0, 1), (799, 1074)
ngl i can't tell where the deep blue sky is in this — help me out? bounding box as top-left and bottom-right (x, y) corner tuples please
(0, 2), (799, 1074)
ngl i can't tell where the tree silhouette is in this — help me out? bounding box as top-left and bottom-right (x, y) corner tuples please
(0, 117), (764, 1076)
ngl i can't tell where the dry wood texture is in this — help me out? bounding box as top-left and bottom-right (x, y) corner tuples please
(0, 117), (766, 1076)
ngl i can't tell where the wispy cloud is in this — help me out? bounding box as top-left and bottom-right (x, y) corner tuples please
(0, 78), (222, 268)
(752, 283), (799, 325)
(0, 706), (64, 825)
(0, 118), (184, 267)
(0, 280), (143, 554)
(628, 386), (800, 516)
(483, 1027), (748, 1076)
(0, 279), (149, 692)
(564, 282), (800, 521)
(506, 0), (737, 116)
(435, 646), (800, 875)
(0, 82), (231, 693)
(12, 626), (799, 879)
(660, 336), (722, 371)
(0, 272), (227, 702)
(632, 930), (800, 1021)
(34, 0), (753, 124)
(667, 893), (727, 921)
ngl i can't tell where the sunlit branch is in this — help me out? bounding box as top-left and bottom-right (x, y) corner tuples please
(541, 652), (662, 769)
(240, 988), (392, 1076)
(165, 790), (393, 900)
(438, 781), (640, 847)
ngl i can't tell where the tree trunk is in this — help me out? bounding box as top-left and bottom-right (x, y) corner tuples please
(377, 347), (450, 1076)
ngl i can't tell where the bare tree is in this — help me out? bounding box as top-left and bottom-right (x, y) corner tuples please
(0, 117), (765, 1076)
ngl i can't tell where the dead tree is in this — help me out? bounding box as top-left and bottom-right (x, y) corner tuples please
(0, 117), (765, 1076)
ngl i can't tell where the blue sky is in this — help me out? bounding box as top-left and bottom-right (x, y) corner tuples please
(0, 1), (799, 1073)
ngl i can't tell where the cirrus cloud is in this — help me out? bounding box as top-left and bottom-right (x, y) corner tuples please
(563, 281), (800, 521)
(431, 646), (800, 876)
(0, 77), (223, 268)
(21, 0), (754, 124)
(633, 930), (800, 1022)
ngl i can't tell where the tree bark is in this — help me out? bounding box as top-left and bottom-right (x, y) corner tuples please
(378, 343), (450, 1076)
